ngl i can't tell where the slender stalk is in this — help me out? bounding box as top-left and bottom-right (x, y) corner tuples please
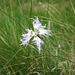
(30, 0), (32, 17)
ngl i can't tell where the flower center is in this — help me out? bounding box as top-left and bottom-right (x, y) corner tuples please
(34, 28), (40, 36)
(30, 29), (40, 38)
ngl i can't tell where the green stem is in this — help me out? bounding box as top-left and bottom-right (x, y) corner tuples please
(30, 0), (32, 17)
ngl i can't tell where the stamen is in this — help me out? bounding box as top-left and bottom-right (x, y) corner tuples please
(34, 28), (37, 30)
(38, 31), (40, 33)
(30, 35), (32, 37)
(31, 31), (33, 33)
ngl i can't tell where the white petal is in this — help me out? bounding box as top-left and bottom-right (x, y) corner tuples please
(21, 29), (33, 46)
(40, 24), (46, 28)
(32, 17), (42, 30)
(32, 36), (44, 54)
(39, 28), (52, 37)
(21, 37), (31, 46)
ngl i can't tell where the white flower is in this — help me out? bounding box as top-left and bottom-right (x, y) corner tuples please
(21, 17), (52, 54)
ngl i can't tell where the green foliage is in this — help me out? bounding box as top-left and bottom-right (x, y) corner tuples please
(0, 0), (75, 75)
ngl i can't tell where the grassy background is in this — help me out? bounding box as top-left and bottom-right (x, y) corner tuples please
(0, 0), (75, 75)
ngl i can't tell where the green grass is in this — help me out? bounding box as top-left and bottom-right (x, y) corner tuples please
(0, 0), (75, 75)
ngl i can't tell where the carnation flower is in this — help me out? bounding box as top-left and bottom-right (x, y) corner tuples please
(20, 17), (52, 54)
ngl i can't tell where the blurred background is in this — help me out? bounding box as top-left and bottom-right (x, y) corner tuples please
(0, 0), (75, 75)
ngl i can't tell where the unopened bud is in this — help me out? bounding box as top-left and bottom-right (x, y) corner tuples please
(58, 45), (61, 49)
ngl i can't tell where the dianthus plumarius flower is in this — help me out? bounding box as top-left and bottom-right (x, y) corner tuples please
(20, 16), (52, 54)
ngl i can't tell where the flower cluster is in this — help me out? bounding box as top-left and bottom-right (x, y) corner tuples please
(20, 17), (52, 54)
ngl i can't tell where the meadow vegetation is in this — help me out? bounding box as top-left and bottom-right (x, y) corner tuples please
(0, 0), (75, 75)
